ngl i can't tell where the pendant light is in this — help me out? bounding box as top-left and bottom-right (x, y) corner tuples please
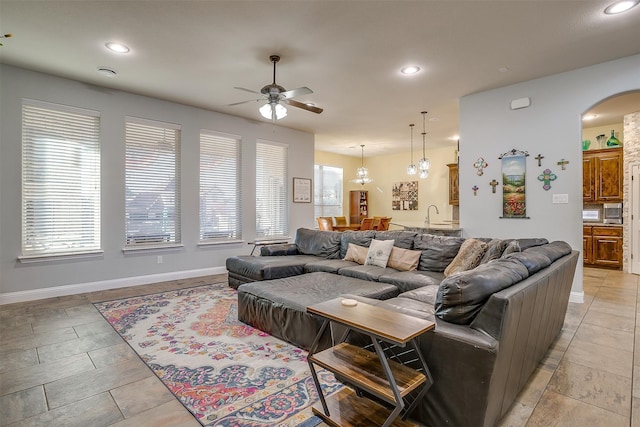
(406, 123), (417, 175)
(351, 144), (373, 185)
(418, 111), (430, 179)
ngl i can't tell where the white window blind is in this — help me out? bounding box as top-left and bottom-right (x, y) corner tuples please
(256, 141), (288, 238)
(314, 164), (343, 218)
(125, 117), (181, 247)
(199, 130), (242, 242)
(21, 99), (101, 258)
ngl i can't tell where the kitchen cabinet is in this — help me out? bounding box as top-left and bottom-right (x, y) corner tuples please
(447, 163), (459, 206)
(349, 190), (368, 224)
(583, 147), (623, 203)
(583, 225), (622, 269)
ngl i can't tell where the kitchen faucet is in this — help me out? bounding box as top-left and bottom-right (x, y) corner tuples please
(425, 204), (439, 226)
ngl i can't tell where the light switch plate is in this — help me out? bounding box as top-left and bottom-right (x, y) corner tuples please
(552, 194), (569, 204)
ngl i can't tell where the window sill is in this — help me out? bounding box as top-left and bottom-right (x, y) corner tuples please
(122, 244), (184, 254)
(198, 239), (244, 247)
(18, 250), (104, 264)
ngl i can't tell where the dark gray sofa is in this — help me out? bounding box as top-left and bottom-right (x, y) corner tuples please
(225, 227), (579, 427)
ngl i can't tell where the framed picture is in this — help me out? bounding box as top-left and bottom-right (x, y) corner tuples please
(293, 177), (312, 203)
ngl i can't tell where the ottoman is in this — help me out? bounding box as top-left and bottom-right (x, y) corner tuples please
(237, 272), (399, 350)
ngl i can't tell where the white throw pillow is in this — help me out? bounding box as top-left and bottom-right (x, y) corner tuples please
(365, 239), (395, 268)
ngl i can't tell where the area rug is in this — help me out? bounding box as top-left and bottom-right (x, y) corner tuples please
(94, 282), (342, 426)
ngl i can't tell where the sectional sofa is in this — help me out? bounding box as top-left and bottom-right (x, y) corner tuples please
(225, 227), (579, 427)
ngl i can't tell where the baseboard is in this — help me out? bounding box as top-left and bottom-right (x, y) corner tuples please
(0, 266), (228, 305)
(569, 291), (584, 304)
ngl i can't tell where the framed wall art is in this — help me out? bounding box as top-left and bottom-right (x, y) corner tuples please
(293, 177), (311, 203)
(499, 149), (530, 219)
(392, 181), (418, 210)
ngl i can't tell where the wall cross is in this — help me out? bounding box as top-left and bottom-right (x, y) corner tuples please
(489, 179), (499, 193)
(535, 153), (544, 167)
(557, 159), (569, 170)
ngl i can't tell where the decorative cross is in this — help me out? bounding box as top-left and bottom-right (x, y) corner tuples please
(472, 185), (479, 196)
(535, 153), (544, 167)
(473, 157), (488, 176)
(557, 159), (569, 170)
(537, 168), (557, 191)
(489, 179), (499, 193)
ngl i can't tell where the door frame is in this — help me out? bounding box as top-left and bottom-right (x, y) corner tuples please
(631, 162), (640, 275)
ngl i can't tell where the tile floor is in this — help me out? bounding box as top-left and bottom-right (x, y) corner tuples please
(0, 268), (638, 426)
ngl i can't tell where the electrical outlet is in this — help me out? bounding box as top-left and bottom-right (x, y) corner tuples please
(157, 255), (163, 264)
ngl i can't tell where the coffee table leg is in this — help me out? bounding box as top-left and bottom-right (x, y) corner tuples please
(307, 319), (330, 416)
(371, 337), (405, 427)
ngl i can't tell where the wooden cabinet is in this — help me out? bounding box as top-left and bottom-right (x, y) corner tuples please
(583, 225), (622, 269)
(349, 190), (368, 224)
(447, 163), (459, 205)
(583, 148), (623, 203)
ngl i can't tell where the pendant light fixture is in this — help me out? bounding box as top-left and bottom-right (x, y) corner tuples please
(351, 144), (373, 186)
(418, 111), (430, 179)
(407, 123), (417, 175)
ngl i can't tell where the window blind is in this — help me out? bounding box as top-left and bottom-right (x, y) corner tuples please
(125, 117), (181, 247)
(199, 130), (242, 242)
(256, 141), (288, 238)
(21, 99), (101, 257)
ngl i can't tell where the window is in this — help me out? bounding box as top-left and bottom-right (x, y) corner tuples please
(199, 130), (242, 242)
(256, 141), (288, 238)
(21, 99), (101, 258)
(314, 164), (343, 218)
(125, 117), (180, 247)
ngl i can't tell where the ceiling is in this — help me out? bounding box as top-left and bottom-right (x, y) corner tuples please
(1, 1), (639, 158)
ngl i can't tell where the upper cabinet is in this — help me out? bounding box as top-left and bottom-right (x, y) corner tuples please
(583, 147), (623, 203)
(447, 163), (459, 205)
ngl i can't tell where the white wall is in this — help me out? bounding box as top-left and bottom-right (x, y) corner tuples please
(0, 65), (315, 300)
(459, 54), (640, 299)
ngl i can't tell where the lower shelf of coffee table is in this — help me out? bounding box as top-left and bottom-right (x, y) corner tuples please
(312, 387), (417, 427)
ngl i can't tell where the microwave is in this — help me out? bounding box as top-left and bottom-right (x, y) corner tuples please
(603, 203), (623, 224)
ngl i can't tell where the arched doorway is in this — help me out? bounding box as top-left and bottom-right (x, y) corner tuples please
(582, 91), (640, 274)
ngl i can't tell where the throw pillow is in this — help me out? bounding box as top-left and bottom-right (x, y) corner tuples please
(387, 246), (421, 271)
(444, 238), (488, 277)
(365, 239), (395, 268)
(343, 243), (368, 265)
(480, 239), (509, 264)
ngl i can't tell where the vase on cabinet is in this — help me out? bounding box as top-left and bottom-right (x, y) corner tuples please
(606, 130), (621, 147)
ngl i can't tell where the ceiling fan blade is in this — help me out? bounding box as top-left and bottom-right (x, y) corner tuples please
(281, 86), (313, 99)
(228, 98), (261, 106)
(284, 99), (323, 114)
(234, 86), (262, 95)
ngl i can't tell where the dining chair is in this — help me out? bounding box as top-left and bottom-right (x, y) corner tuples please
(317, 217), (334, 231)
(333, 216), (347, 226)
(359, 218), (374, 230)
(377, 217), (391, 231)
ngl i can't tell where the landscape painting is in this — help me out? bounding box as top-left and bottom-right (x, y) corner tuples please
(501, 154), (527, 218)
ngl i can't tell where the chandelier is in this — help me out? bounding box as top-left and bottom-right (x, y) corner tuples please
(418, 111), (430, 179)
(351, 144), (373, 185)
(407, 123), (417, 175)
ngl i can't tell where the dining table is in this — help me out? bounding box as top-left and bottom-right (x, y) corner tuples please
(333, 224), (361, 231)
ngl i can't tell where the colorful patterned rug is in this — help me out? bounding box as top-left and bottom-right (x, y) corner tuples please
(95, 282), (341, 426)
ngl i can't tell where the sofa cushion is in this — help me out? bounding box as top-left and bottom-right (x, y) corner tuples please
(378, 270), (444, 293)
(304, 259), (359, 274)
(343, 243), (368, 264)
(516, 238), (549, 251)
(501, 240), (521, 257)
(435, 258), (530, 325)
(387, 246), (422, 271)
(414, 234), (465, 272)
(479, 239), (509, 264)
(444, 238), (488, 277)
(373, 230), (417, 249)
(225, 255), (319, 282)
(339, 264), (398, 282)
(339, 230), (377, 259)
(295, 228), (342, 259)
(504, 251), (551, 275)
(399, 285), (440, 306)
(523, 240), (572, 262)
(365, 239), (395, 267)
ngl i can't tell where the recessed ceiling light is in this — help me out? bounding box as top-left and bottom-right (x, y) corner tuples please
(582, 114), (598, 121)
(97, 67), (117, 77)
(105, 42), (130, 53)
(400, 66), (420, 75)
(604, 0), (639, 14)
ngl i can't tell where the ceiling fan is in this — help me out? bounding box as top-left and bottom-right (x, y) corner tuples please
(229, 55), (323, 121)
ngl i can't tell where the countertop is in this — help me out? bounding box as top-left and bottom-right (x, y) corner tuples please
(390, 221), (462, 231)
(583, 222), (623, 227)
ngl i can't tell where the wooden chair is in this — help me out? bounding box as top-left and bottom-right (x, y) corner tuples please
(359, 218), (374, 230)
(333, 216), (347, 226)
(317, 217), (334, 231)
(377, 217), (391, 231)
(371, 217), (381, 230)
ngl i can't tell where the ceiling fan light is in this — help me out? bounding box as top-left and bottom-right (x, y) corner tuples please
(274, 103), (287, 119)
(259, 103), (272, 119)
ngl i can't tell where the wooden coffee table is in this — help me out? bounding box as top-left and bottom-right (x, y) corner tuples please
(307, 297), (435, 427)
